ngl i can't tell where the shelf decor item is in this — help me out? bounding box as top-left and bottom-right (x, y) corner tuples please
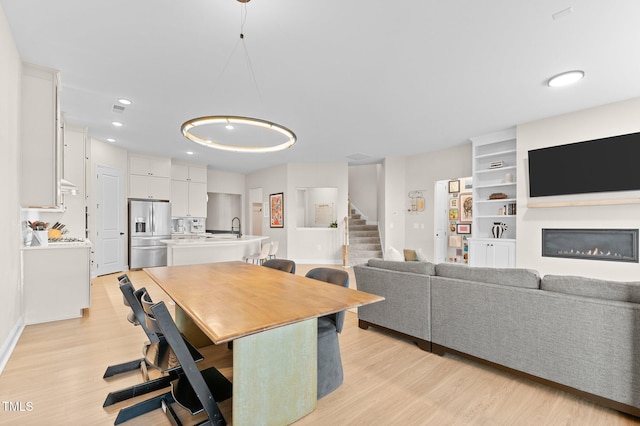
(489, 192), (508, 200)
(448, 180), (460, 193)
(492, 222), (508, 239)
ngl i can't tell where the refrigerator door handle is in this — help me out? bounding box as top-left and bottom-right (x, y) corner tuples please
(149, 204), (154, 234)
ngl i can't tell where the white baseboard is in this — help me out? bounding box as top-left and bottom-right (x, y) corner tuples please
(0, 316), (25, 375)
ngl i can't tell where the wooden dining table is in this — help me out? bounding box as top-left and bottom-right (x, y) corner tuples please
(144, 261), (383, 425)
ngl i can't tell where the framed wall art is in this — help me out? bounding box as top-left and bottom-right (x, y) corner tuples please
(269, 192), (284, 228)
(459, 192), (473, 222)
(456, 223), (471, 234)
(448, 180), (460, 193)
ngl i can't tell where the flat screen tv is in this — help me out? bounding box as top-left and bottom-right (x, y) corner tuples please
(528, 131), (640, 197)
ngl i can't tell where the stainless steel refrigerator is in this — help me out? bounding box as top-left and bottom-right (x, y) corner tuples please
(129, 200), (172, 269)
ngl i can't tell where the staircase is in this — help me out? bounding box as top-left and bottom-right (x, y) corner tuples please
(347, 210), (382, 266)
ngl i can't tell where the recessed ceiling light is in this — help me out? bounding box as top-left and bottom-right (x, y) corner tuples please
(548, 70), (585, 87)
(106, 138), (116, 142)
(118, 98), (132, 105)
(111, 121), (123, 127)
(186, 151), (194, 155)
(225, 125), (234, 130)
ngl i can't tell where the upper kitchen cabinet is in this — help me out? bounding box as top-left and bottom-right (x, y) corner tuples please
(171, 163), (208, 217)
(171, 163), (207, 183)
(20, 63), (62, 209)
(128, 154), (171, 200)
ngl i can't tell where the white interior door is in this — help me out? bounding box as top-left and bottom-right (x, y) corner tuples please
(434, 180), (448, 263)
(249, 187), (263, 236)
(96, 165), (126, 276)
(252, 203), (262, 235)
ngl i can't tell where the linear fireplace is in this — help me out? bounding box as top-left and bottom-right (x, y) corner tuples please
(542, 228), (639, 263)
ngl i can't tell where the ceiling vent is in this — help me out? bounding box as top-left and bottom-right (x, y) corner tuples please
(112, 104), (125, 113)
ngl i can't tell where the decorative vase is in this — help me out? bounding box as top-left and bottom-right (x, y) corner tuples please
(492, 222), (507, 239)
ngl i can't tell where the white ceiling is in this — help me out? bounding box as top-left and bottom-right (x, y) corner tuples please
(3, 0), (640, 174)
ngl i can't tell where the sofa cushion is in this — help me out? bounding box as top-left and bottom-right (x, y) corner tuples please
(435, 263), (540, 289)
(367, 258), (436, 275)
(541, 275), (640, 303)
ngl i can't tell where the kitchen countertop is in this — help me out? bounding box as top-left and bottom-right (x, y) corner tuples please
(22, 239), (93, 250)
(162, 235), (267, 246)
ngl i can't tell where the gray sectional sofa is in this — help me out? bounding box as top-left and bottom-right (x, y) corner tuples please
(354, 259), (640, 417)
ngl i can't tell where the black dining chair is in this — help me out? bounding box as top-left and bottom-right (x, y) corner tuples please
(262, 258), (296, 274)
(304, 267), (350, 399)
(131, 300), (231, 426)
(103, 276), (203, 410)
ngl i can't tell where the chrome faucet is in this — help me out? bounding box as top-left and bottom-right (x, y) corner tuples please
(231, 217), (242, 238)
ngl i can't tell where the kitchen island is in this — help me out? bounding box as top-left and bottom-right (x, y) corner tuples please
(162, 234), (269, 266)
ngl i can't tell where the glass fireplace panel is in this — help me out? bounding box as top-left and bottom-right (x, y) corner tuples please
(542, 229), (638, 263)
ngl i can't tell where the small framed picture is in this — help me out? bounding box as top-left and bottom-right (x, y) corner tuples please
(448, 180), (460, 193)
(449, 235), (462, 248)
(449, 198), (458, 209)
(449, 209), (459, 220)
(456, 223), (471, 234)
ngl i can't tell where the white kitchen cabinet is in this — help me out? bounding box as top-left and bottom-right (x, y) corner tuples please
(171, 180), (207, 217)
(22, 244), (91, 324)
(130, 155), (171, 178)
(20, 63), (62, 208)
(171, 163), (208, 217)
(129, 154), (171, 200)
(171, 163), (207, 183)
(468, 238), (515, 268)
(171, 180), (189, 217)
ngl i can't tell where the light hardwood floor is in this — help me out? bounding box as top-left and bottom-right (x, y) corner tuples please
(0, 266), (638, 425)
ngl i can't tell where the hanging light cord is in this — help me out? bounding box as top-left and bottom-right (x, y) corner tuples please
(211, 2), (262, 106)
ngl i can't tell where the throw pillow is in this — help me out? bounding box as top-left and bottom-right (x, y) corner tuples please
(415, 248), (428, 261)
(384, 246), (404, 261)
(404, 249), (417, 261)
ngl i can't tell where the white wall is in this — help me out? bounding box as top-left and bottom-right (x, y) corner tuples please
(348, 164), (378, 223)
(401, 143), (472, 261)
(287, 162), (348, 264)
(382, 157), (407, 253)
(0, 5), (24, 372)
(516, 96), (640, 280)
(246, 164), (288, 257)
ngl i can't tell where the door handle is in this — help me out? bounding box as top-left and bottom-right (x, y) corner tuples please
(120, 232), (125, 235)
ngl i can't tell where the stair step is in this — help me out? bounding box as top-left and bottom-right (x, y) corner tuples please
(350, 243), (381, 251)
(349, 219), (366, 226)
(351, 238), (380, 245)
(350, 224), (377, 231)
(350, 231), (379, 238)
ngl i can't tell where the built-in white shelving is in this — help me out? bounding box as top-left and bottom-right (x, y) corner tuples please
(469, 128), (517, 267)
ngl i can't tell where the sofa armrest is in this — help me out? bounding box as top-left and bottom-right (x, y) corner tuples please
(354, 264), (431, 342)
